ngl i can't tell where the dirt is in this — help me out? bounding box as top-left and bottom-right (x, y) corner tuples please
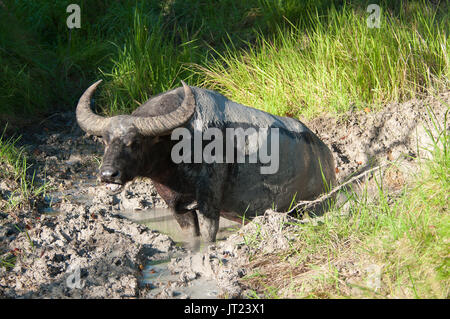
(0, 91), (448, 298)
(309, 92), (448, 182)
(0, 205), (180, 298)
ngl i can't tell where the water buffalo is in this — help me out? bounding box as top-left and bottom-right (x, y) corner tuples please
(76, 80), (336, 242)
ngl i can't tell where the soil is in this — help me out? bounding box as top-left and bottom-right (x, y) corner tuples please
(0, 91), (448, 298)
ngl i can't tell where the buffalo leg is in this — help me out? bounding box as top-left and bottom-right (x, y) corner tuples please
(196, 204), (220, 242)
(174, 211), (200, 237)
(194, 166), (226, 242)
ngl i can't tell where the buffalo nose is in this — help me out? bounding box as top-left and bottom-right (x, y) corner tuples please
(101, 169), (120, 181)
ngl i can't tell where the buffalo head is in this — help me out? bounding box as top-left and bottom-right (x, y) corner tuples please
(76, 80), (195, 194)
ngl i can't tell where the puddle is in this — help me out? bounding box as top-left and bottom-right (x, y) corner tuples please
(120, 207), (240, 298)
(118, 207), (240, 251)
(42, 180), (241, 299)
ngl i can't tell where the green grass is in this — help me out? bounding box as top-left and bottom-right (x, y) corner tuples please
(200, 2), (449, 118)
(0, 253), (16, 271)
(0, 128), (48, 212)
(1, 1), (447, 120)
(99, 7), (201, 115)
(0, 5), (53, 116)
(1, 0), (312, 118)
(242, 108), (449, 298)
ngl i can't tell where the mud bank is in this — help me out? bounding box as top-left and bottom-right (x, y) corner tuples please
(307, 92), (449, 183)
(0, 91), (448, 298)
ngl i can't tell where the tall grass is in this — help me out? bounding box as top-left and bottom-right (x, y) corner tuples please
(99, 8), (201, 115)
(0, 0), (116, 118)
(97, 0), (314, 115)
(361, 109), (449, 298)
(1, 0), (307, 118)
(1, 1), (447, 120)
(200, 2), (449, 118)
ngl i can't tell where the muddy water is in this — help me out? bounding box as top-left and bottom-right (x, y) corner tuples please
(43, 180), (240, 299)
(119, 208), (240, 250)
(119, 207), (240, 298)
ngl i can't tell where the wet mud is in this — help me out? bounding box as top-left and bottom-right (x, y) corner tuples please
(0, 91), (448, 298)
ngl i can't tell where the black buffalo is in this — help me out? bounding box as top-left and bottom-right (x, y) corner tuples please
(76, 80), (336, 242)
